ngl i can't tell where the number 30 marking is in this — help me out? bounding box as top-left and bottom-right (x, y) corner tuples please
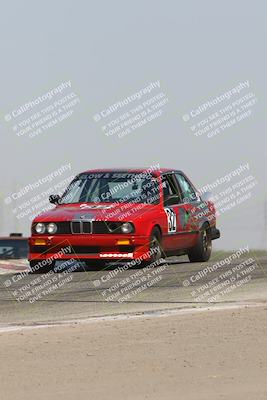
(164, 208), (177, 233)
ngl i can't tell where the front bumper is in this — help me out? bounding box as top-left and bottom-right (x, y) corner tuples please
(29, 234), (150, 261)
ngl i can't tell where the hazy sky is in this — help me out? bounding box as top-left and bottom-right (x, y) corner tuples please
(0, 0), (266, 249)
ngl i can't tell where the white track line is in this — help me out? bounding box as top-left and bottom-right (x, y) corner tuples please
(0, 301), (266, 333)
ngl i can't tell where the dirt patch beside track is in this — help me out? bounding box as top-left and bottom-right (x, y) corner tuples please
(0, 304), (267, 400)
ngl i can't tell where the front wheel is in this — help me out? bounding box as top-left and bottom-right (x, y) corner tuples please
(142, 227), (163, 267)
(188, 227), (212, 262)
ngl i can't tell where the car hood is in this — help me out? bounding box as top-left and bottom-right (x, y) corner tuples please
(34, 202), (158, 222)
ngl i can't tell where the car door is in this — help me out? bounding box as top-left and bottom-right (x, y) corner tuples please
(161, 173), (194, 251)
(173, 172), (207, 247)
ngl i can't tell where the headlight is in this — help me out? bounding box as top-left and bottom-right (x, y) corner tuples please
(35, 223), (46, 234)
(47, 223), (57, 234)
(121, 222), (134, 233)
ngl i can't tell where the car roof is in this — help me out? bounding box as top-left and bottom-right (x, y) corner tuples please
(80, 168), (183, 175)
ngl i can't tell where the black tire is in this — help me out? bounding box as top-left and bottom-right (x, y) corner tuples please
(142, 227), (163, 266)
(188, 225), (212, 262)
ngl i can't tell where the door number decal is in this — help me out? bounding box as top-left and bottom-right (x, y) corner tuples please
(164, 208), (177, 233)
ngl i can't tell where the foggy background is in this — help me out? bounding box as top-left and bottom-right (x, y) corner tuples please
(0, 0), (266, 249)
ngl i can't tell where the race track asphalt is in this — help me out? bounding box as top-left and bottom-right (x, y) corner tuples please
(0, 252), (266, 328)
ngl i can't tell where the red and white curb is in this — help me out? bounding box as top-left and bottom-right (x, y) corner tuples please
(0, 260), (29, 275)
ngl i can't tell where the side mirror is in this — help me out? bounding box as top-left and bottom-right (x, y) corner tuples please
(49, 194), (61, 204)
(201, 191), (213, 203)
(164, 195), (180, 206)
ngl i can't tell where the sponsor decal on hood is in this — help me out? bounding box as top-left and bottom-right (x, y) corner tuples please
(79, 204), (114, 210)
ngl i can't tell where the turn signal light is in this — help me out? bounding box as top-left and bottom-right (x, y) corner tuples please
(116, 239), (131, 245)
(34, 239), (47, 245)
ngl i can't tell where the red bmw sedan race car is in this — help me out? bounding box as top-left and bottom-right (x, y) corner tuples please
(29, 168), (220, 271)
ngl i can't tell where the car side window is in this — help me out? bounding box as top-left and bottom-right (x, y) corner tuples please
(175, 173), (197, 203)
(162, 174), (182, 205)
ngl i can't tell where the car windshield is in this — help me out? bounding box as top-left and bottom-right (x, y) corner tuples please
(0, 239), (28, 259)
(60, 172), (160, 205)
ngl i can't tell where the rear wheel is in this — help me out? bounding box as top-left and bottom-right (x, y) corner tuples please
(188, 226), (212, 262)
